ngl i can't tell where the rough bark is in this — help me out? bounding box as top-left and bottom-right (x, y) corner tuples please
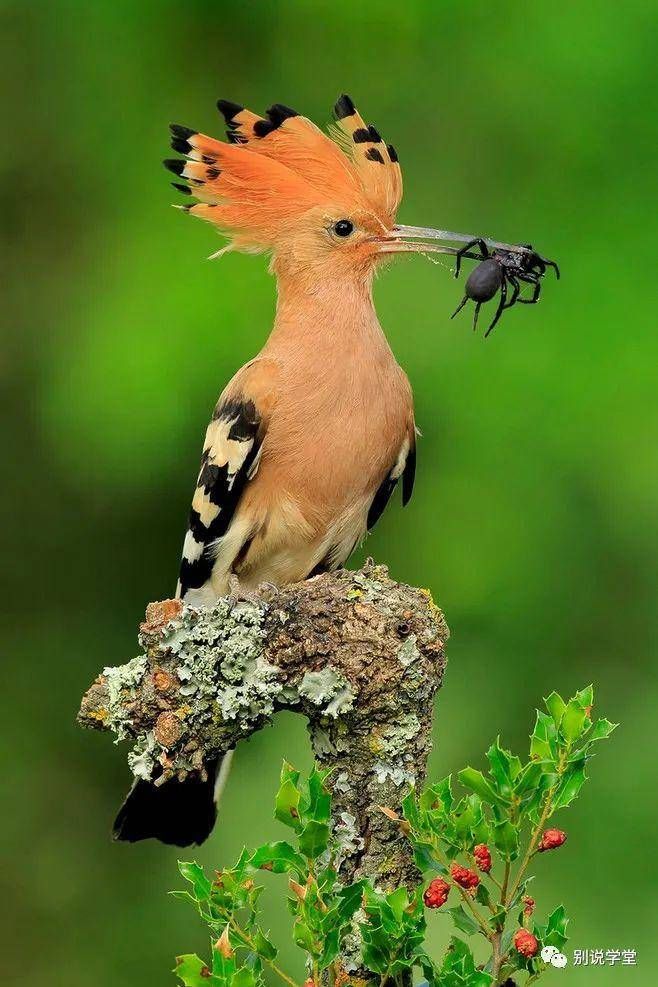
(79, 561), (448, 966)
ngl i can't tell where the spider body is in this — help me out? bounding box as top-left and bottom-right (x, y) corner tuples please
(451, 238), (560, 336)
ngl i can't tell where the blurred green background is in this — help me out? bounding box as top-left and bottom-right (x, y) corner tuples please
(3, 1), (657, 984)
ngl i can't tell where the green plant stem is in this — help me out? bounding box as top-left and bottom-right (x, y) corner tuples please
(489, 860), (512, 984)
(507, 750), (567, 906)
(499, 861), (511, 908)
(224, 913), (300, 987)
(486, 871), (503, 892)
(431, 844), (493, 939)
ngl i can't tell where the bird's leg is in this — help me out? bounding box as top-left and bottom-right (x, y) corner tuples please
(226, 572), (264, 607)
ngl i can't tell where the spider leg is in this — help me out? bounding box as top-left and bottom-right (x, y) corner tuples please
(504, 275), (521, 309)
(540, 257), (560, 279)
(485, 279), (508, 337)
(451, 295), (469, 320)
(516, 274), (541, 304)
(472, 302), (482, 332)
(454, 238), (489, 279)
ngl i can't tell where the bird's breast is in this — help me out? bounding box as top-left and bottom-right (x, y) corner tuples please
(260, 350), (412, 525)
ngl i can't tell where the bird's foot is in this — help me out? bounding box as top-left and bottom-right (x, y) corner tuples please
(226, 573), (267, 609)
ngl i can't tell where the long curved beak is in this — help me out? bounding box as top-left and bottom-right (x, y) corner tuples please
(378, 224), (533, 258)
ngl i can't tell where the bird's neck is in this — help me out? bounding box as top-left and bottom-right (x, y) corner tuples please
(264, 267), (391, 361)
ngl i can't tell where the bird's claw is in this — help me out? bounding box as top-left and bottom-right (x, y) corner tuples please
(227, 573), (265, 608)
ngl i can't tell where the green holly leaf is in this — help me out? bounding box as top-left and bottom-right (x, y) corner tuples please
(492, 819), (519, 860)
(361, 941), (388, 974)
(448, 905), (480, 936)
(439, 938), (493, 985)
(458, 768), (508, 806)
(412, 842), (448, 874)
(574, 685), (594, 708)
(584, 717), (618, 745)
(421, 776), (454, 814)
(274, 778), (302, 831)
(307, 768), (331, 823)
(544, 691), (567, 727)
(530, 711), (558, 760)
(386, 887), (411, 924)
(232, 968), (258, 987)
(319, 928), (341, 968)
(169, 890), (196, 905)
(279, 760), (300, 788)
(178, 862), (212, 903)
(335, 879), (367, 921)
(298, 820), (329, 859)
(561, 699), (588, 743)
(253, 928), (277, 960)
(211, 942), (237, 981)
(475, 883), (491, 907)
(250, 842), (307, 875)
(514, 761), (544, 797)
(552, 761), (587, 809)
(401, 789), (420, 828)
(525, 771), (559, 821)
(293, 917), (316, 951)
(542, 904), (569, 950)
(486, 739), (514, 799)
(174, 954), (214, 986)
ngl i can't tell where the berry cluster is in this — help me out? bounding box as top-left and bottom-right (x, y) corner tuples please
(513, 929), (539, 958)
(423, 878), (450, 909)
(538, 828), (567, 852)
(473, 843), (492, 872)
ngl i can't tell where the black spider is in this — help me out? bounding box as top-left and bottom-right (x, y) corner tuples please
(451, 239), (560, 337)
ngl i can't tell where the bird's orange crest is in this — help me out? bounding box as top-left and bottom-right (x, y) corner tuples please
(165, 95), (403, 256)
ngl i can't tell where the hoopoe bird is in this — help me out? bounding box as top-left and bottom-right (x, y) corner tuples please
(114, 94), (497, 846)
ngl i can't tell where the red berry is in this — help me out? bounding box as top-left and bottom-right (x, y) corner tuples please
(450, 863), (480, 889)
(522, 895), (535, 916)
(473, 844), (492, 873)
(538, 828), (567, 852)
(513, 928), (539, 958)
(423, 877), (450, 909)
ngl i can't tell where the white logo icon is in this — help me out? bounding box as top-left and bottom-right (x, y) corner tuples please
(541, 945), (567, 968)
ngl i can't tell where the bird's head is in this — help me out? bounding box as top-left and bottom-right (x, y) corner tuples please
(166, 95), (471, 285)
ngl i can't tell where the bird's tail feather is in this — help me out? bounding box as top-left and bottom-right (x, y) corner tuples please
(214, 748), (234, 808)
(113, 756), (225, 847)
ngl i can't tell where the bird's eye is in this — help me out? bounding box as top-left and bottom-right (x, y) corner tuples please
(334, 219), (354, 237)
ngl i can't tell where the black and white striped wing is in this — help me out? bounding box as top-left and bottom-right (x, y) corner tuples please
(366, 431), (416, 532)
(177, 397), (263, 601)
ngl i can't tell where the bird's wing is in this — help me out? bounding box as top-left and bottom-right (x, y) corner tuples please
(366, 427), (417, 532)
(177, 359), (278, 602)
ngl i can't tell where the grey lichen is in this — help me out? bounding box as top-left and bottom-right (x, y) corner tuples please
(397, 634), (420, 667)
(378, 713), (421, 758)
(126, 731), (158, 780)
(79, 561), (449, 980)
(101, 654), (148, 740)
(333, 810), (365, 870)
(216, 655), (283, 726)
(373, 761), (415, 786)
(170, 599), (272, 731)
(299, 667), (355, 718)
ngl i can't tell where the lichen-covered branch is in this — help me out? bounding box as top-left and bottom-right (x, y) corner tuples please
(79, 561), (448, 892)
